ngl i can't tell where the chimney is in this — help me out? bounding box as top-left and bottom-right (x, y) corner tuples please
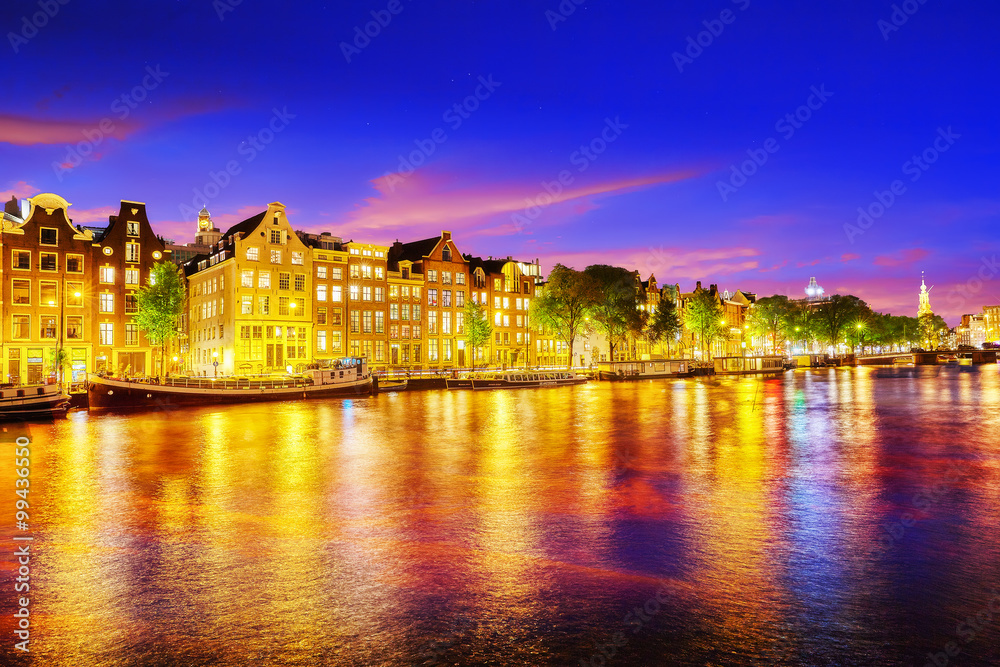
(696, 281), (702, 290)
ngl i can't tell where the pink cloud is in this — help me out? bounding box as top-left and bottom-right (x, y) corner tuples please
(841, 253), (860, 262)
(0, 114), (139, 146)
(67, 206), (118, 225)
(0, 180), (40, 201)
(534, 245), (760, 282)
(873, 247), (930, 267)
(313, 169), (699, 242)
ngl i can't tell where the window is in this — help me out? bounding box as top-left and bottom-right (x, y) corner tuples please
(401, 325), (410, 339)
(331, 267), (343, 280)
(317, 308), (327, 325)
(317, 285), (328, 301)
(494, 312), (502, 326)
(494, 278), (502, 291)
(41, 316), (57, 339)
(363, 286), (372, 301)
(40, 228), (58, 245)
(362, 265), (373, 279)
(12, 250), (31, 270)
(12, 280), (30, 305)
(279, 297), (289, 316)
(350, 264), (360, 279)
(375, 311), (384, 334)
(456, 291), (465, 307)
(317, 331), (327, 352)
(126, 269), (139, 285)
(270, 229), (282, 244)
(258, 296), (270, 315)
(100, 323), (113, 346)
(374, 287), (384, 302)
(331, 285), (342, 303)
(442, 311), (451, 335)
(242, 270), (254, 287)
(247, 246), (259, 261)
(401, 304), (410, 321)
(332, 332), (343, 353)
(40, 253), (57, 271)
(516, 298), (523, 311)
(350, 310), (360, 334)
(442, 271), (452, 285)
(67, 283), (83, 306)
(443, 339), (452, 362)
(12, 315), (30, 339)
(125, 323), (139, 346)
(242, 295), (253, 314)
(126, 243), (140, 263)
(456, 272), (465, 285)
(126, 220), (139, 236)
(457, 312), (465, 334)
(442, 247), (451, 261)
(100, 267), (115, 284)
(390, 325), (399, 340)
(295, 274), (305, 291)
(99, 293), (114, 313)
(413, 287), (421, 301)
(389, 285), (399, 299)
(427, 270), (437, 282)
(331, 309), (343, 326)
(125, 294), (138, 313)
(259, 272), (271, 289)
(429, 338), (438, 362)
(271, 249), (282, 264)
(503, 297), (510, 310)
(494, 296), (501, 309)
(291, 251), (303, 265)
(363, 311), (373, 334)
(428, 289), (438, 307)
(428, 311), (438, 334)
(412, 305), (421, 320)
(279, 272), (290, 290)
(349, 285), (359, 300)
(390, 304), (399, 320)
(66, 316), (83, 340)
(413, 325), (421, 340)
(443, 290), (452, 308)
(503, 315), (510, 327)
(375, 267), (384, 280)
(317, 265), (327, 279)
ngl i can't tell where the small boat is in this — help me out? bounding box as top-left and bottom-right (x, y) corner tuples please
(892, 355), (914, 366)
(377, 378), (408, 392)
(597, 360), (693, 381)
(446, 370), (588, 390)
(0, 384), (70, 421)
(88, 357), (373, 410)
(714, 355), (788, 375)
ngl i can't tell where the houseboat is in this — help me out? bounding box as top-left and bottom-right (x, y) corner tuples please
(88, 357), (372, 410)
(446, 370), (588, 390)
(0, 384), (70, 421)
(597, 360), (693, 381)
(713, 355), (788, 375)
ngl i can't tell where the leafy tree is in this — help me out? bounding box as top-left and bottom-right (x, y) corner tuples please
(584, 264), (644, 361)
(646, 297), (682, 357)
(684, 289), (724, 359)
(134, 261), (187, 377)
(746, 295), (792, 354)
(813, 294), (866, 350)
(530, 264), (600, 368)
(918, 313), (949, 349)
(48, 347), (70, 388)
(463, 300), (492, 370)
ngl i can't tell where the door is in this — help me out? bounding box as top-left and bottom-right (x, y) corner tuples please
(391, 345), (399, 365)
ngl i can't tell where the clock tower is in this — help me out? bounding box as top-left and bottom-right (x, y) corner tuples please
(194, 206), (221, 246)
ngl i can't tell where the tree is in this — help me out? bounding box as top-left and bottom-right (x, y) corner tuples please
(530, 264), (601, 368)
(813, 294), (866, 351)
(918, 313), (949, 349)
(134, 261), (187, 377)
(48, 347), (70, 388)
(646, 297), (681, 357)
(746, 295), (792, 354)
(463, 300), (492, 371)
(584, 264), (644, 361)
(684, 289), (724, 359)
(785, 302), (816, 353)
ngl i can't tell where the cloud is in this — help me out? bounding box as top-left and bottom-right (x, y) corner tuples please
(67, 206), (118, 224)
(534, 245), (760, 281)
(873, 247), (930, 267)
(841, 253), (860, 262)
(315, 168), (699, 241)
(0, 114), (139, 146)
(0, 180), (40, 201)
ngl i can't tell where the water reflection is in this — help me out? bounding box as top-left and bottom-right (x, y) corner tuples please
(1, 366), (998, 665)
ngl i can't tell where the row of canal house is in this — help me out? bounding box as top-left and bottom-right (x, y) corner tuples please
(0, 194), (166, 384)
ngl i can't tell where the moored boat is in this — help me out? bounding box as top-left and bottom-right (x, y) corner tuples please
(0, 384), (70, 421)
(714, 355), (788, 375)
(377, 378), (408, 392)
(597, 360), (693, 381)
(88, 357), (372, 410)
(446, 370), (587, 390)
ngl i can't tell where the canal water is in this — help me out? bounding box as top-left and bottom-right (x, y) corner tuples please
(2, 367), (999, 666)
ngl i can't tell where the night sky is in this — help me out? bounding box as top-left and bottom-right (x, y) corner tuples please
(2, 0), (997, 323)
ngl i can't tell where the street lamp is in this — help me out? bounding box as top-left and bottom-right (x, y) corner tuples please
(212, 350), (219, 378)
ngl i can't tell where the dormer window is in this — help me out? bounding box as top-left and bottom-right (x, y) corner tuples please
(126, 221), (140, 236)
(270, 229), (282, 244)
(40, 228), (58, 245)
(402, 268), (409, 279)
(442, 247), (451, 262)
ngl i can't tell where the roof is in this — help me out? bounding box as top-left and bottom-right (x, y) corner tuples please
(390, 236), (440, 263)
(221, 211), (266, 240)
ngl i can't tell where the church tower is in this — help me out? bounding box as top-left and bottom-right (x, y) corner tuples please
(918, 272), (934, 318)
(194, 206), (222, 246)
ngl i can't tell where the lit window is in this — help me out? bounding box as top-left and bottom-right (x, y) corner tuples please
(375, 267), (384, 280)
(331, 267), (343, 280)
(66, 316), (83, 340)
(242, 270), (254, 287)
(126, 269), (139, 285)
(242, 295), (252, 314)
(317, 265), (327, 279)
(271, 249), (282, 264)
(12, 250), (30, 270)
(427, 270), (437, 282)
(40, 253), (57, 271)
(279, 272), (290, 290)
(99, 322), (113, 346)
(126, 221), (140, 236)
(363, 286), (372, 301)
(270, 229), (282, 244)
(295, 274), (305, 291)
(125, 294), (138, 313)
(12, 280), (30, 305)
(126, 243), (140, 263)
(291, 251), (303, 265)
(259, 272), (271, 289)
(99, 293), (114, 313)
(317, 285), (327, 301)
(331, 285), (342, 302)
(41, 316), (57, 339)
(125, 323), (139, 346)
(258, 296), (270, 314)
(246, 247), (259, 261)
(100, 267), (115, 284)
(67, 283), (83, 306)
(12, 315), (30, 339)
(66, 254), (83, 273)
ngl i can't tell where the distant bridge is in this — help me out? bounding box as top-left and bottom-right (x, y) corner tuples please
(856, 350), (998, 366)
